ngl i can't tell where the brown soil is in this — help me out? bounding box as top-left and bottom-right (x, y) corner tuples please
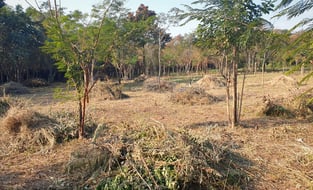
(0, 72), (313, 189)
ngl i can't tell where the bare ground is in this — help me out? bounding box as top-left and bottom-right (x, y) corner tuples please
(0, 72), (313, 189)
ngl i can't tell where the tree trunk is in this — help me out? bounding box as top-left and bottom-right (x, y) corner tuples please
(232, 47), (238, 128)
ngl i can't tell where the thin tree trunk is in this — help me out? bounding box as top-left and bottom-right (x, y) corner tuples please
(232, 47), (238, 128)
(238, 72), (246, 121)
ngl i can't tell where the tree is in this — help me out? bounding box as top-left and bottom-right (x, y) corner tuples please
(0, 0), (5, 8)
(276, 0), (313, 83)
(42, 0), (120, 139)
(0, 5), (49, 83)
(176, 0), (274, 127)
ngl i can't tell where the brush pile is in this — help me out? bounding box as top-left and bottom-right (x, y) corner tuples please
(23, 78), (49, 87)
(195, 75), (226, 89)
(93, 82), (129, 100)
(170, 87), (221, 105)
(259, 96), (294, 118)
(0, 81), (30, 96)
(70, 121), (250, 189)
(143, 77), (176, 92)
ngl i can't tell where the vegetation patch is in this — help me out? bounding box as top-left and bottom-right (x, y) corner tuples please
(170, 87), (221, 105)
(23, 78), (49, 88)
(143, 77), (176, 92)
(0, 81), (30, 96)
(93, 82), (129, 100)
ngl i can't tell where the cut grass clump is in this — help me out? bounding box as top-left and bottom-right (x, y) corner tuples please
(170, 87), (221, 105)
(0, 108), (59, 153)
(84, 121), (250, 190)
(0, 109), (95, 154)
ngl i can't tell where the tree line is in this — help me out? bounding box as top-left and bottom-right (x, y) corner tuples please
(1, 0), (308, 85)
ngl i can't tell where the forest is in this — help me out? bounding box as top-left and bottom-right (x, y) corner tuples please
(1, 0), (313, 189)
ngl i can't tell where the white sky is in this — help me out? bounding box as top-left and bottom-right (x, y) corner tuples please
(6, 0), (313, 36)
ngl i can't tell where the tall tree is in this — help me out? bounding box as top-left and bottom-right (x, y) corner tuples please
(176, 0), (274, 127)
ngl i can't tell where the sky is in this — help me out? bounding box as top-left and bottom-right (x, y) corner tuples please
(6, 0), (313, 36)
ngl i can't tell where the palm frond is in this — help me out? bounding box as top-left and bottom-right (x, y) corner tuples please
(276, 0), (294, 10)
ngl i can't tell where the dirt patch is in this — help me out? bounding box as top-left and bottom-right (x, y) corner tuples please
(194, 75), (226, 89)
(170, 87), (221, 105)
(0, 81), (30, 96)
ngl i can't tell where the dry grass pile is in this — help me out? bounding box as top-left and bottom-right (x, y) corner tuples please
(143, 77), (176, 92)
(72, 121), (250, 189)
(0, 98), (10, 117)
(0, 109), (91, 154)
(259, 96), (294, 118)
(0, 108), (59, 153)
(268, 75), (298, 88)
(134, 74), (148, 82)
(170, 87), (221, 105)
(195, 75), (226, 89)
(0, 81), (30, 96)
(23, 78), (49, 87)
(93, 82), (129, 100)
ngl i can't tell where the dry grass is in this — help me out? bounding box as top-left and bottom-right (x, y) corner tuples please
(0, 72), (313, 189)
